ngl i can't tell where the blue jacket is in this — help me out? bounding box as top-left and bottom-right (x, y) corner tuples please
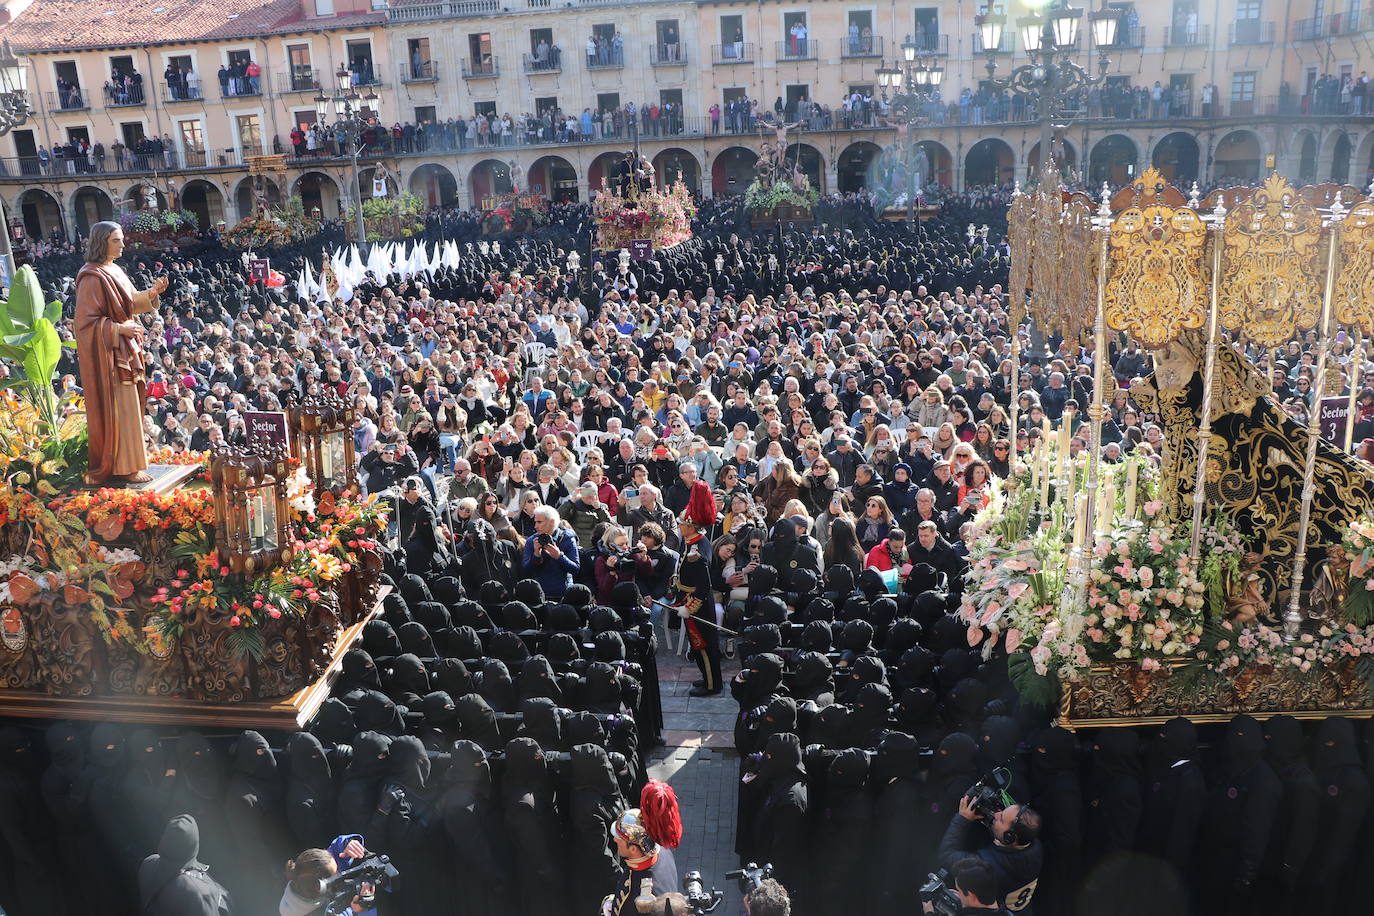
(522, 526), (580, 596)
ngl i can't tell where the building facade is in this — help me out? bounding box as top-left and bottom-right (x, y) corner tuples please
(0, 0), (1372, 241)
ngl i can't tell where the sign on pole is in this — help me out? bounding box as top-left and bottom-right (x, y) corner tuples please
(249, 258), (270, 281)
(244, 411), (290, 451)
(630, 239), (652, 260)
(1319, 396), (1349, 445)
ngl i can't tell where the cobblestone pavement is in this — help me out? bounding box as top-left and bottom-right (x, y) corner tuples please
(648, 631), (745, 914)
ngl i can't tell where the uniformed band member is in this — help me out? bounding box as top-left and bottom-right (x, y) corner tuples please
(607, 780), (684, 916)
(675, 481), (721, 697)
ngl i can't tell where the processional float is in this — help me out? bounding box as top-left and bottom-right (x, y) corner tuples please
(977, 163), (1374, 727)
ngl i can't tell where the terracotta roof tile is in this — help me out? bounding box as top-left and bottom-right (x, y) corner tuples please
(2, 0), (383, 52)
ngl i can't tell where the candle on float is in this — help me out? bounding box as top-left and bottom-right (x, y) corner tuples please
(1055, 420), (1070, 483)
(1030, 444), (1041, 505)
(1038, 438), (1051, 508)
(1124, 462), (1138, 520)
(1098, 477), (1116, 535)
(1072, 492), (1088, 550)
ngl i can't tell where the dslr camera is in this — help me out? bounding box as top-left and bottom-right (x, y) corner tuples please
(681, 870), (724, 914)
(724, 862), (773, 895)
(918, 869), (960, 916)
(965, 766), (1014, 820)
(320, 854), (399, 915)
(537, 532), (553, 548)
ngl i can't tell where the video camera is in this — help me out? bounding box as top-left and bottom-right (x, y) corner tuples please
(320, 854), (399, 915)
(724, 862), (773, 895)
(965, 766), (1014, 820)
(918, 869), (960, 916)
(681, 870), (724, 914)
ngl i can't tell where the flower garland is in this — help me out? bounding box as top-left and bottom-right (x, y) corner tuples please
(1339, 515), (1374, 625)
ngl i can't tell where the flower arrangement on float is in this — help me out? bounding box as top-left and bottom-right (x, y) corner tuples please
(1338, 515), (1374, 625)
(592, 180), (695, 251)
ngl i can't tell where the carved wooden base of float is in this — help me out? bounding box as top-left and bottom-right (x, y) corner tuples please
(0, 586), (386, 730)
(79, 463), (201, 494)
(1058, 658), (1374, 730)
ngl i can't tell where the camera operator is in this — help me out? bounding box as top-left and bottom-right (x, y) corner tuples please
(744, 878), (791, 916)
(938, 797), (1043, 914)
(923, 859), (1006, 915)
(606, 780), (684, 916)
(279, 839), (376, 916)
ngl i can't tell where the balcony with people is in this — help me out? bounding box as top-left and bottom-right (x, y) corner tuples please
(584, 31), (624, 70)
(217, 60), (263, 98)
(49, 77), (85, 111)
(401, 60), (438, 83)
(104, 69), (145, 107)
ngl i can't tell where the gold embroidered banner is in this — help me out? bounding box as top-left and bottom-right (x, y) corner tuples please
(1028, 166), (1064, 330)
(1051, 197), (1097, 343)
(1219, 173), (1324, 348)
(1007, 189), (1034, 329)
(1335, 200), (1374, 336)
(1103, 202), (1209, 348)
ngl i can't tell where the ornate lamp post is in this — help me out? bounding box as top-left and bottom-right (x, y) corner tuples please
(977, 1), (1118, 181)
(876, 37), (945, 221)
(0, 41), (32, 279)
(315, 65), (377, 242)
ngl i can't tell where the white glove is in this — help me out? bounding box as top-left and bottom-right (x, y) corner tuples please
(676, 603), (692, 619)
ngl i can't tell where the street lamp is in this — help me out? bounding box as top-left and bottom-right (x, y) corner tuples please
(982, 0), (1117, 183)
(877, 36), (947, 220)
(315, 64), (377, 243)
(0, 40), (32, 282)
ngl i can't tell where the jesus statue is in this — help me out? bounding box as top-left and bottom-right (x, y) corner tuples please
(73, 221), (169, 485)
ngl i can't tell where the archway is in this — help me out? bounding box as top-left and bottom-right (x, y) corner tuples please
(1298, 133), (1319, 185)
(652, 148), (700, 194)
(711, 147), (758, 196)
(837, 141), (882, 193)
(294, 172), (341, 220)
(233, 178), (281, 221)
(1088, 134), (1139, 187)
(409, 164), (458, 208)
(1214, 130), (1262, 182)
(1331, 132), (1353, 185)
(588, 152), (627, 195)
(965, 138), (1015, 186)
(1152, 132), (1201, 184)
(18, 188), (63, 241)
(71, 186), (113, 238)
(179, 180), (224, 233)
(783, 143), (824, 193)
(1026, 139), (1078, 176)
(469, 160), (512, 207)
(124, 184), (168, 212)
(528, 155), (579, 202)
(914, 141), (953, 188)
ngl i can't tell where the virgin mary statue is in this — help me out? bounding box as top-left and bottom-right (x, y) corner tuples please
(73, 221), (169, 485)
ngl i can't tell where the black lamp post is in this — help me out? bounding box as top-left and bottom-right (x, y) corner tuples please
(315, 65), (377, 239)
(876, 36), (946, 220)
(977, 1), (1118, 181)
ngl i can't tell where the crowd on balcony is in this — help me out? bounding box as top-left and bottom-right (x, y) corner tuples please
(585, 32), (624, 67)
(1303, 71), (1372, 115)
(54, 75), (83, 109)
(27, 134), (180, 176)
(529, 39), (563, 72)
(104, 67), (145, 105)
(164, 62), (199, 100)
(216, 59), (262, 98)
